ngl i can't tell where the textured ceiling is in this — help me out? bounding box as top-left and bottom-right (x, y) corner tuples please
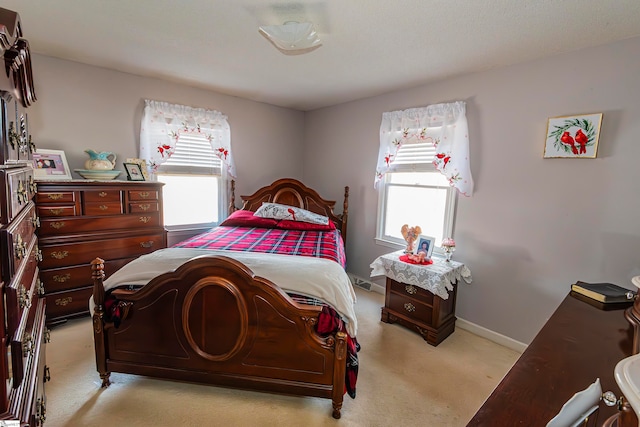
(3, 0), (640, 111)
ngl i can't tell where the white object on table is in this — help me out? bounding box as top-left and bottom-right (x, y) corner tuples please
(546, 378), (603, 427)
(370, 250), (472, 300)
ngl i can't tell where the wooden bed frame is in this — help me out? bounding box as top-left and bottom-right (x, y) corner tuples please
(91, 178), (351, 418)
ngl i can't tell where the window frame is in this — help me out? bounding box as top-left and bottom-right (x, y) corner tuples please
(375, 168), (457, 255)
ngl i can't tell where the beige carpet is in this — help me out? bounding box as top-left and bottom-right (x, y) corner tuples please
(45, 288), (520, 426)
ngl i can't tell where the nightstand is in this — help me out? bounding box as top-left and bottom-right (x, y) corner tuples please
(370, 250), (472, 346)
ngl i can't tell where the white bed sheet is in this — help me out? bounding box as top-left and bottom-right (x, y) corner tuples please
(90, 247), (358, 336)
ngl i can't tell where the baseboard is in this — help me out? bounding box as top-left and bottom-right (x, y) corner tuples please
(456, 317), (527, 353)
(350, 273), (527, 353)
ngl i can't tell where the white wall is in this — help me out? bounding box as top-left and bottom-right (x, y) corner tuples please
(303, 36), (640, 344)
(27, 55), (305, 199)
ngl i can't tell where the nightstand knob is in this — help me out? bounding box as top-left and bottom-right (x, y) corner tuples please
(405, 285), (417, 295)
(404, 302), (416, 313)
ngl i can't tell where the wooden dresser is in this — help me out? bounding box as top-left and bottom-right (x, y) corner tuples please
(35, 180), (166, 323)
(0, 7), (47, 425)
(467, 293), (636, 426)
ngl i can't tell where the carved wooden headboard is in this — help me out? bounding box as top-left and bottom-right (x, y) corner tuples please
(229, 178), (349, 245)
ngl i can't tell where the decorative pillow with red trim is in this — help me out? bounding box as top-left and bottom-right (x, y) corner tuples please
(219, 209), (278, 228)
(254, 202), (330, 225)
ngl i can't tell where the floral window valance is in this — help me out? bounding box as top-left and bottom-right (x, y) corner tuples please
(374, 101), (473, 196)
(139, 99), (236, 179)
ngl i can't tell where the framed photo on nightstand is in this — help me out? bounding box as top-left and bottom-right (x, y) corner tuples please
(413, 235), (435, 259)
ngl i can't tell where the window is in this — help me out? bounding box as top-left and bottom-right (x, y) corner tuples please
(139, 100), (235, 231)
(376, 141), (456, 253)
(374, 102), (473, 254)
(156, 133), (223, 227)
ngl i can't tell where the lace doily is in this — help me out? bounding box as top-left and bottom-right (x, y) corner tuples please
(370, 250), (472, 299)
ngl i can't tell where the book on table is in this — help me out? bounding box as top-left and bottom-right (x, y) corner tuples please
(570, 281), (636, 304)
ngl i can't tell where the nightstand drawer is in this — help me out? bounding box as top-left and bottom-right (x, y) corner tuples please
(388, 292), (433, 322)
(388, 279), (434, 306)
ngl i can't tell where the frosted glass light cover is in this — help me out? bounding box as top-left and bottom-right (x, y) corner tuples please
(259, 22), (321, 51)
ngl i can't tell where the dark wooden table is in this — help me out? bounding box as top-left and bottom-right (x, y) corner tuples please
(467, 292), (636, 426)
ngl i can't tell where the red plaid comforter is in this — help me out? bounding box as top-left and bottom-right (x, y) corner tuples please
(173, 226), (347, 268)
(170, 225), (358, 398)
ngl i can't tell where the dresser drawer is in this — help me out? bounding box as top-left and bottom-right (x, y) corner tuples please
(39, 212), (162, 237)
(40, 257), (134, 293)
(84, 189), (122, 203)
(2, 202), (38, 281)
(84, 201), (124, 216)
(389, 279), (434, 306)
(39, 233), (165, 269)
(0, 167), (34, 226)
(128, 189), (159, 201)
(35, 190), (78, 204)
(37, 205), (79, 217)
(128, 201), (159, 213)
(387, 292), (433, 323)
(11, 296), (45, 389)
(6, 242), (39, 340)
(46, 286), (93, 321)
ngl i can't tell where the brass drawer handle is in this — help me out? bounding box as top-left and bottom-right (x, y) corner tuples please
(44, 365), (51, 381)
(138, 191), (150, 198)
(37, 279), (45, 296)
(14, 235), (26, 259)
(405, 285), (417, 295)
(140, 241), (154, 248)
(55, 297), (72, 306)
(49, 208), (64, 215)
(99, 205), (108, 210)
(23, 332), (33, 356)
(53, 274), (71, 283)
(18, 285), (32, 310)
(139, 216), (151, 223)
(99, 192), (108, 197)
(51, 251), (69, 260)
(44, 329), (51, 344)
(37, 396), (47, 423)
(47, 193), (64, 200)
(138, 203), (151, 211)
(35, 247), (43, 262)
(31, 214), (40, 228)
(51, 221), (66, 229)
(404, 302), (416, 313)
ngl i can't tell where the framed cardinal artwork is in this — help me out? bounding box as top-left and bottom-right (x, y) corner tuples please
(544, 113), (603, 158)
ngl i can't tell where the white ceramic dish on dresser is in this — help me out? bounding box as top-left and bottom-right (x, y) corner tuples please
(74, 169), (121, 180)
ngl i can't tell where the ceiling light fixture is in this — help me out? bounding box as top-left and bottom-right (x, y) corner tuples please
(258, 21), (321, 53)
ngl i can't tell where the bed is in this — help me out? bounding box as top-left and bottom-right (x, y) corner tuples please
(90, 178), (355, 418)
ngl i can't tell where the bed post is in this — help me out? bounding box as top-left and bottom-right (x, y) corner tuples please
(341, 186), (349, 244)
(91, 257), (111, 387)
(229, 179), (237, 214)
(331, 331), (348, 419)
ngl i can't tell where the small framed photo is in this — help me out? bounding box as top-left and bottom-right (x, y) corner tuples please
(125, 158), (150, 180)
(32, 149), (72, 180)
(413, 235), (435, 259)
(124, 162), (145, 181)
(544, 113), (603, 158)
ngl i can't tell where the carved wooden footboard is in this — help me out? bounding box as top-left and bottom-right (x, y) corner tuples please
(91, 255), (348, 418)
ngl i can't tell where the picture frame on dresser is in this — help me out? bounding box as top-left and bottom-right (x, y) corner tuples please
(414, 235), (435, 259)
(124, 162), (145, 181)
(32, 148), (72, 180)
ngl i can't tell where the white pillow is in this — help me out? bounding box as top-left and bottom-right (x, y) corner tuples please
(254, 202), (329, 225)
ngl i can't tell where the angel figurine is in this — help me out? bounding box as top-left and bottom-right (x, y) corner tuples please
(401, 224), (422, 254)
